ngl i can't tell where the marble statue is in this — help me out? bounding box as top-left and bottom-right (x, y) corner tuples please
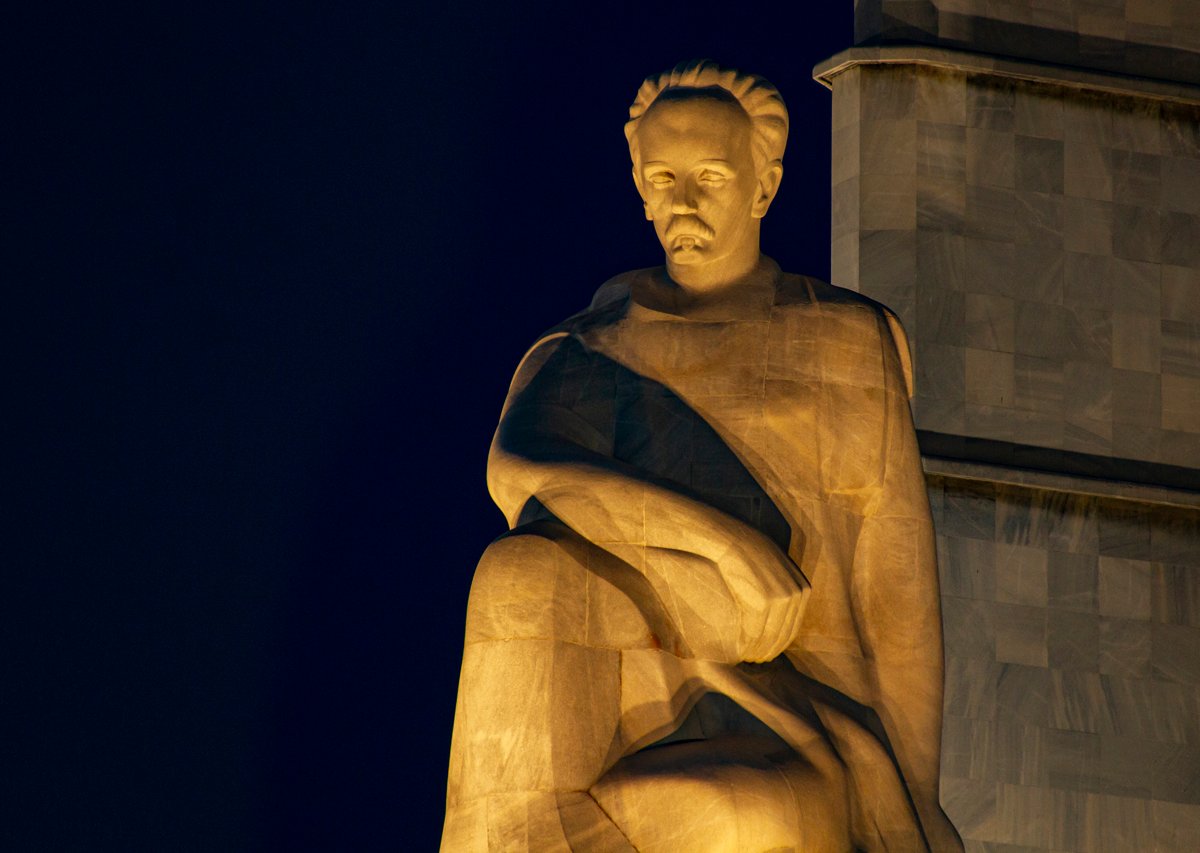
(442, 60), (964, 852)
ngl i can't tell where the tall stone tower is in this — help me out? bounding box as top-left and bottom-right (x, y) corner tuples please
(817, 3), (1200, 849)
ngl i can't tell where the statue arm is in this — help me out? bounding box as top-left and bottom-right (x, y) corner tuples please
(486, 335), (808, 663)
(850, 311), (963, 851)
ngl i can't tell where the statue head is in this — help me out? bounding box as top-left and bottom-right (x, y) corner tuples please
(625, 60), (788, 290)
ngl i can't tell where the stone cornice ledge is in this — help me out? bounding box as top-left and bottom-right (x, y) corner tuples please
(814, 45), (1200, 107)
(922, 455), (1200, 510)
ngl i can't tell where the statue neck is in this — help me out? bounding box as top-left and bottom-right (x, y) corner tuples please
(633, 255), (780, 322)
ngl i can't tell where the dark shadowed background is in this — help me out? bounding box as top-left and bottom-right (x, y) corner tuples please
(12, 3), (851, 849)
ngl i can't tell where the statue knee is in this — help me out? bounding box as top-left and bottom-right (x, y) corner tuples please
(465, 530), (589, 644)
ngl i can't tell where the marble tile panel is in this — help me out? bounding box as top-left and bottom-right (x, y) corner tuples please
(860, 119), (916, 180)
(968, 82), (1016, 132)
(1151, 799), (1200, 850)
(966, 403), (1017, 442)
(966, 184), (1017, 242)
(917, 395), (967, 434)
(1160, 429), (1200, 468)
(997, 662), (1052, 726)
(831, 177), (860, 240)
(918, 176), (968, 232)
(917, 228), (966, 286)
(1110, 256), (1161, 314)
(860, 174), (917, 230)
(1014, 301), (1071, 360)
(1012, 356), (1063, 422)
(1161, 264), (1200, 322)
(945, 595), (999, 659)
(1063, 252), (1111, 309)
(1015, 135), (1065, 195)
(1097, 556), (1153, 620)
(1064, 413), (1113, 456)
(1109, 148), (1160, 208)
(945, 655), (1000, 721)
(1063, 95), (1113, 146)
(1162, 109), (1200, 157)
(1048, 552), (1099, 613)
(830, 232), (858, 286)
(918, 121), (966, 182)
(1162, 319), (1200, 378)
(1010, 244), (1065, 306)
(965, 293), (1016, 353)
(1098, 503), (1153, 560)
(965, 238), (1018, 298)
(1161, 373), (1200, 432)
(858, 228), (917, 291)
(917, 285), (965, 347)
(1150, 678), (1200, 745)
(1111, 311), (1161, 372)
(941, 712), (975, 780)
(831, 122), (860, 186)
(1099, 618), (1153, 680)
(1112, 422), (1161, 460)
(966, 127), (1016, 189)
(990, 718), (1046, 787)
(1161, 211), (1200, 267)
(859, 67), (915, 121)
(915, 69), (966, 125)
(1110, 101), (1161, 155)
(1151, 507), (1200, 566)
(1152, 622), (1200, 683)
(1047, 609), (1099, 672)
(945, 480), (999, 541)
(996, 543), (1049, 606)
(1112, 204), (1162, 263)
(1064, 139), (1112, 201)
(831, 67), (860, 131)
(1062, 304), (1112, 364)
(940, 534), (999, 600)
(1045, 727), (1104, 789)
(1152, 743), (1200, 804)
(916, 339), (966, 402)
(966, 348), (1015, 408)
(995, 603), (1048, 667)
(1014, 190), (1064, 247)
(1111, 369), (1161, 427)
(1084, 792), (1155, 851)
(995, 783), (1051, 847)
(1163, 155), (1200, 215)
(1047, 787), (1087, 852)
(1098, 736), (1165, 798)
(1063, 197), (1114, 256)
(1050, 669), (1114, 733)
(1064, 361), (1113, 424)
(1014, 87), (1064, 140)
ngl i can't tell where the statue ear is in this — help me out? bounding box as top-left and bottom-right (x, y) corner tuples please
(632, 165), (653, 219)
(751, 161), (783, 219)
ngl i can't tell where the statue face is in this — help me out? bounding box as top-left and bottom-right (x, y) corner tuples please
(632, 93), (769, 275)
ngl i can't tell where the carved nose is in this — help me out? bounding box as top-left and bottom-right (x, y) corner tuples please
(670, 181), (698, 214)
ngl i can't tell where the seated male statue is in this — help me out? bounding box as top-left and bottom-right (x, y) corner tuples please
(442, 60), (963, 852)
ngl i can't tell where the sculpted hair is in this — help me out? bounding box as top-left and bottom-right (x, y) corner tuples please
(625, 59), (789, 169)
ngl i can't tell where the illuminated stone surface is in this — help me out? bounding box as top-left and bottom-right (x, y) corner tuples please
(442, 61), (963, 851)
(824, 3), (1200, 851)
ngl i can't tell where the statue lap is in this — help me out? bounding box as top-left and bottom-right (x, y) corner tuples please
(450, 519), (851, 851)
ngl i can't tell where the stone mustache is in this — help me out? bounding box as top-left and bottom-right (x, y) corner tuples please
(442, 60), (964, 852)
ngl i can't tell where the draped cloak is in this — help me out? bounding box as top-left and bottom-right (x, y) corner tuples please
(483, 263), (962, 852)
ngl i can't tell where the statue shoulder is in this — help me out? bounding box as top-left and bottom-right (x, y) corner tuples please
(779, 273), (914, 397)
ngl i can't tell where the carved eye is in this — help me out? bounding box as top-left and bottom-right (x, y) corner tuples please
(648, 172), (674, 187)
(699, 170), (727, 184)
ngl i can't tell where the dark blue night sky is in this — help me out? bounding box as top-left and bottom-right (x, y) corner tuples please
(13, 3), (852, 849)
